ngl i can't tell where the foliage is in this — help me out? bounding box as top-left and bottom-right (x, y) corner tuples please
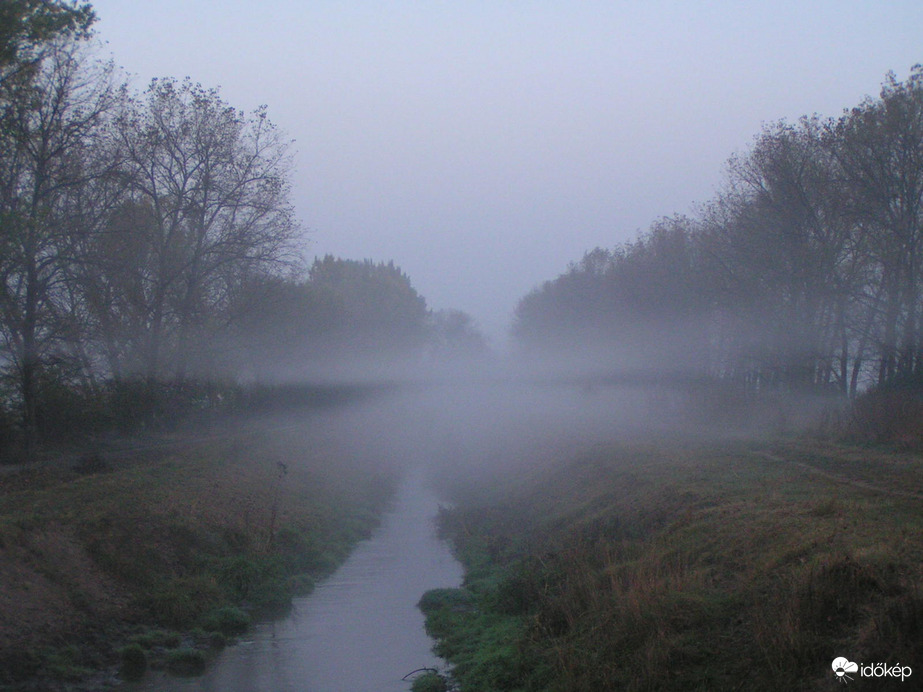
(306, 256), (429, 361)
(164, 647), (206, 676)
(127, 629), (181, 650)
(847, 380), (923, 447)
(428, 309), (491, 363)
(230, 256), (432, 379)
(201, 606), (250, 636)
(0, 0), (95, 88)
(514, 66), (923, 401)
(98, 77), (301, 381)
(514, 218), (709, 370)
(0, 31), (120, 454)
(411, 671), (450, 692)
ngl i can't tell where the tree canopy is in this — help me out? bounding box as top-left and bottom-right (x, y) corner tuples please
(514, 66), (923, 397)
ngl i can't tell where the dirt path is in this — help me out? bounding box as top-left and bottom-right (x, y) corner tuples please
(750, 449), (923, 500)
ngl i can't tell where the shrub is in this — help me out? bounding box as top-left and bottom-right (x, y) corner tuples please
(41, 644), (93, 681)
(201, 606), (250, 636)
(215, 554), (285, 603)
(418, 588), (473, 614)
(129, 629), (181, 649)
(274, 525), (322, 572)
(119, 644), (147, 680)
(142, 575), (223, 628)
(848, 383), (923, 447)
(165, 648), (206, 676)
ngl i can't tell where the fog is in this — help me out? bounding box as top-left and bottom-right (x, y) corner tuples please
(119, 373), (671, 691)
(281, 363), (721, 488)
(5, 6), (922, 688)
(87, 0), (923, 346)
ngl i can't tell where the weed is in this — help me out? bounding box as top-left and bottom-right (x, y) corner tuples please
(274, 525), (322, 571)
(140, 574), (223, 628)
(72, 453), (112, 475)
(201, 606), (250, 636)
(119, 643), (147, 680)
(418, 587), (474, 613)
(164, 647), (206, 676)
(807, 496), (839, 517)
(40, 644), (93, 681)
(129, 628), (182, 649)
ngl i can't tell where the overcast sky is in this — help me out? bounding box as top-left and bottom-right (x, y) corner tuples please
(89, 1), (922, 347)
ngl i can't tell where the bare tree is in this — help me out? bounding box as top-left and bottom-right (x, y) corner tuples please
(0, 39), (119, 453)
(831, 66), (923, 385)
(110, 78), (301, 380)
(703, 118), (863, 392)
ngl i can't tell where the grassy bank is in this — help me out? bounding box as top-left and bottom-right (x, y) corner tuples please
(421, 438), (923, 691)
(0, 417), (397, 690)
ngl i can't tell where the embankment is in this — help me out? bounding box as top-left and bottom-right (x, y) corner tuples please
(0, 414), (397, 690)
(422, 438), (923, 691)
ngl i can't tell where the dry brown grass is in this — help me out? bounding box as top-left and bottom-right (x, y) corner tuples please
(433, 438), (923, 691)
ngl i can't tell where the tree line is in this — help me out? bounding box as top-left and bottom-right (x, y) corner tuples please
(231, 255), (488, 381)
(514, 66), (923, 399)
(0, 2), (487, 456)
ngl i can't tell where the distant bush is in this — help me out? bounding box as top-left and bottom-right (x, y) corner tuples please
(848, 379), (923, 447)
(0, 398), (20, 464)
(34, 374), (110, 442)
(104, 379), (242, 432)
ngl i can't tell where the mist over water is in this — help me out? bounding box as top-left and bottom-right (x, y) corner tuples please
(119, 370), (669, 691)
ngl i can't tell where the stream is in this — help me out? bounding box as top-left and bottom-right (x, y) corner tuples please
(122, 468), (463, 692)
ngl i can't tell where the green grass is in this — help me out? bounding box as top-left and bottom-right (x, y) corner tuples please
(164, 647), (206, 676)
(0, 423), (397, 688)
(424, 438), (923, 691)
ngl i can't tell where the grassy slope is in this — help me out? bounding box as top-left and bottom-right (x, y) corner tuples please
(0, 418), (397, 689)
(422, 438), (923, 691)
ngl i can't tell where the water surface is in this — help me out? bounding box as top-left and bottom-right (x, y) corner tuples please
(125, 469), (462, 692)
